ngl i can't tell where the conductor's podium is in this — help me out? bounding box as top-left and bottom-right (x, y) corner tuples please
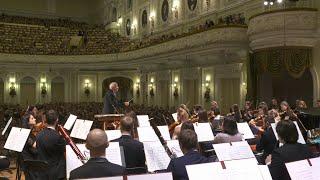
(94, 114), (124, 130)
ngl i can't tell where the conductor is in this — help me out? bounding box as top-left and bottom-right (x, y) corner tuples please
(103, 82), (129, 114)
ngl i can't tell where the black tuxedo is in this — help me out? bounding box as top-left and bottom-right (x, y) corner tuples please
(36, 128), (66, 180)
(69, 157), (125, 180)
(103, 90), (124, 114)
(269, 143), (313, 180)
(111, 135), (146, 173)
(256, 127), (278, 163)
(167, 150), (213, 180)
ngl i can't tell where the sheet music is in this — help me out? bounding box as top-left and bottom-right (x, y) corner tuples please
(128, 173), (173, 180)
(143, 141), (171, 172)
(137, 115), (151, 127)
(166, 140), (183, 157)
(271, 121), (306, 144)
(213, 141), (255, 161)
(64, 114), (77, 130)
(186, 162), (226, 180)
(172, 113), (178, 122)
(137, 127), (159, 142)
(4, 127), (31, 152)
(66, 142), (122, 179)
(237, 122), (254, 139)
(157, 125), (171, 141)
(286, 159), (313, 180)
(258, 165), (273, 180)
(79, 177), (123, 180)
(2, 117), (12, 135)
(310, 157), (320, 180)
(70, 119), (93, 140)
(105, 130), (122, 141)
(193, 123), (214, 142)
(224, 158), (263, 180)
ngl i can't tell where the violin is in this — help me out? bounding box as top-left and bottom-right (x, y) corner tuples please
(32, 122), (46, 136)
(169, 121), (181, 135)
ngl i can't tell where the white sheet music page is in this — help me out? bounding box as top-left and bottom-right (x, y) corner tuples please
(172, 113), (178, 122)
(137, 115), (151, 127)
(166, 140), (183, 157)
(271, 122), (306, 144)
(137, 127), (159, 142)
(4, 127), (31, 152)
(70, 119), (93, 140)
(258, 165), (273, 180)
(224, 158), (263, 180)
(128, 173), (173, 180)
(212, 143), (232, 161)
(64, 114), (77, 130)
(186, 162), (226, 180)
(2, 117), (12, 135)
(310, 157), (320, 180)
(105, 130), (122, 141)
(285, 159), (313, 180)
(66, 143), (123, 179)
(237, 122), (254, 139)
(157, 125), (171, 141)
(143, 141), (171, 172)
(193, 123), (214, 142)
(229, 141), (255, 161)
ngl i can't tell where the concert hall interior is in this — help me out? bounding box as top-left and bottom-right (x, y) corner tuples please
(1, 0), (320, 180)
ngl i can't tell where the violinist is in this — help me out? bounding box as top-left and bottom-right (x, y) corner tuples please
(172, 109), (189, 139)
(270, 98), (279, 111)
(21, 113), (38, 180)
(249, 104), (268, 134)
(208, 101), (220, 119)
(229, 104), (242, 123)
(280, 101), (298, 120)
(242, 101), (254, 122)
(36, 110), (66, 180)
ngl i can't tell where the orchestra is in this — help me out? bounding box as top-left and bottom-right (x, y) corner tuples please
(1, 82), (320, 180)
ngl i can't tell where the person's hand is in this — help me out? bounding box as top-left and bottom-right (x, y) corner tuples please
(124, 102), (130, 106)
(265, 154), (272, 165)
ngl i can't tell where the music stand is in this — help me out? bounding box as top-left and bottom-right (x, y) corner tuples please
(94, 114), (124, 130)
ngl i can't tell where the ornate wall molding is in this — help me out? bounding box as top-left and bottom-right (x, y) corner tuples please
(248, 8), (318, 50)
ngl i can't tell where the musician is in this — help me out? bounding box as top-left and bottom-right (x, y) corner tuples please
(213, 116), (243, 144)
(266, 120), (313, 180)
(70, 129), (125, 179)
(242, 101), (254, 122)
(209, 100), (220, 117)
(270, 98), (279, 110)
(230, 104), (243, 123)
(111, 116), (146, 174)
(103, 82), (129, 114)
(249, 104), (268, 134)
(172, 109), (189, 139)
(21, 113), (38, 180)
(36, 110), (66, 180)
(167, 129), (213, 180)
(280, 101), (298, 120)
(197, 110), (208, 123)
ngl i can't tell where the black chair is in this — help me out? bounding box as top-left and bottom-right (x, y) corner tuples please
(126, 166), (147, 175)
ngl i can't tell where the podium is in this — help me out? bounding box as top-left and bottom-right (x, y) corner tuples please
(94, 114), (124, 130)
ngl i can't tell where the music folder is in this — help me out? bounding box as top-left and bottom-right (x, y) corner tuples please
(237, 122), (255, 139)
(212, 141), (256, 162)
(285, 157), (320, 180)
(70, 119), (93, 140)
(64, 114), (77, 130)
(105, 130), (122, 141)
(137, 115), (151, 127)
(193, 123), (214, 142)
(4, 127), (31, 152)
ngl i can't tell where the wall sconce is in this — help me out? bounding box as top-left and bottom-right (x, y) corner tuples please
(136, 79), (140, 97)
(84, 79), (91, 97)
(173, 77), (179, 98)
(40, 77), (47, 97)
(149, 78), (154, 97)
(131, 19), (137, 35)
(172, 0), (179, 19)
(149, 11), (155, 32)
(204, 75), (211, 102)
(117, 17), (123, 26)
(9, 77), (16, 98)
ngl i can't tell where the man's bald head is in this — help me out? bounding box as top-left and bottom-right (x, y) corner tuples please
(85, 129), (109, 154)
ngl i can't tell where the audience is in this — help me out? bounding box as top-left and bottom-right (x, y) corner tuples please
(70, 129), (125, 179)
(213, 116), (243, 144)
(111, 116), (146, 174)
(167, 129), (213, 180)
(267, 120), (313, 180)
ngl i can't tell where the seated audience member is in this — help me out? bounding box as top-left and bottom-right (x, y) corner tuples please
(213, 116), (243, 144)
(167, 129), (212, 180)
(70, 129), (125, 179)
(267, 120), (313, 180)
(21, 113), (38, 180)
(111, 116), (146, 174)
(36, 110), (66, 180)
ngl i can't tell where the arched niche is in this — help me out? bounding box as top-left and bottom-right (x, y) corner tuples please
(0, 78), (4, 104)
(51, 76), (65, 103)
(102, 77), (133, 102)
(20, 76), (36, 105)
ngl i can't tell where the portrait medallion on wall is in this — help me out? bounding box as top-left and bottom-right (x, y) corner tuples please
(188, 0), (197, 11)
(126, 19), (131, 36)
(161, 0), (169, 22)
(142, 10), (148, 28)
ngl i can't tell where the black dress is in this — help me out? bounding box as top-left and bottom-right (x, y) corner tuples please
(21, 133), (39, 180)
